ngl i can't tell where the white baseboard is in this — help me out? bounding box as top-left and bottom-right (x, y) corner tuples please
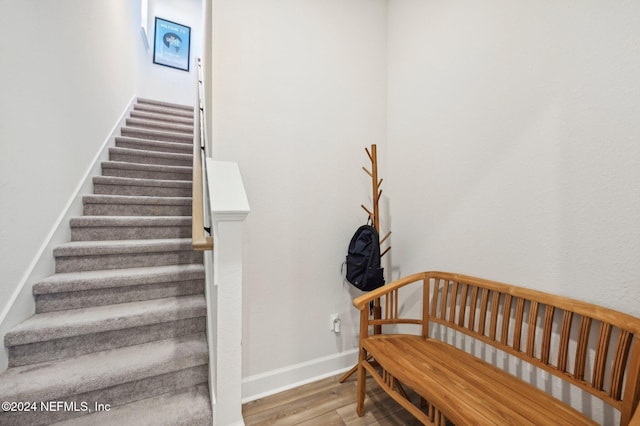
(0, 95), (136, 372)
(241, 348), (359, 403)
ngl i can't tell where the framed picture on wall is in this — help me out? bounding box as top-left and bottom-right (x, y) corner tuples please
(153, 17), (191, 71)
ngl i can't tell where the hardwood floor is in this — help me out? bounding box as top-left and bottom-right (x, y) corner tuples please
(242, 373), (425, 425)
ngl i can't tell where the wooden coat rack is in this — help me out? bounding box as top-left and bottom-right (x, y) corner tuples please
(340, 144), (391, 383)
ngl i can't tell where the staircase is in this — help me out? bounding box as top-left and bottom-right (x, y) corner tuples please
(0, 98), (213, 425)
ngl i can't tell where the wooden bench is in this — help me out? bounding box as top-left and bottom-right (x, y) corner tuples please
(353, 271), (640, 425)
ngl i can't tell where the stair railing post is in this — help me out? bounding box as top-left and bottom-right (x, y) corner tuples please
(207, 159), (250, 426)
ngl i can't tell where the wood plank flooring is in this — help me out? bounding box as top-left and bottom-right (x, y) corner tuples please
(242, 373), (425, 425)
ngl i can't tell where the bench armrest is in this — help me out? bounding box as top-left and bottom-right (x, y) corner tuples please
(352, 272), (427, 311)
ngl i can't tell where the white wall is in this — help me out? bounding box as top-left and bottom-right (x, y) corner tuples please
(0, 0), (142, 349)
(387, 0), (640, 314)
(211, 0), (388, 397)
(138, 0), (203, 106)
(387, 1), (640, 421)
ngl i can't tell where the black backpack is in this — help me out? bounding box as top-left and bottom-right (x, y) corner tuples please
(345, 224), (385, 291)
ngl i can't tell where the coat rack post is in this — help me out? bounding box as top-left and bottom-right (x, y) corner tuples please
(368, 145), (382, 336)
(340, 144), (390, 384)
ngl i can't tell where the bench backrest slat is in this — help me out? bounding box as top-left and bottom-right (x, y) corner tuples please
(489, 291), (500, 341)
(458, 283), (469, 328)
(478, 288), (490, 336)
(540, 305), (555, 364)
(526, 301), (539, 357)
(500, 294), (512, 345)
(593, 322), (613, 390)
(449, 281), (459, 324)
(611, 330), (632, 400)
(558, 310), (574, 373)
(513, 297), (526, 352)
(575, 316), (593, 381)
(468, 286), (479, 333)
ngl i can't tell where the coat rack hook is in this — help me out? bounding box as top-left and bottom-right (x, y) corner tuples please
(361, 204), (374, 218)
(362, 166), (372, 177)
(380, 231), (392, 245)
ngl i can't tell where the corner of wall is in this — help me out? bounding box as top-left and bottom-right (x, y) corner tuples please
(241, 349), (358, 403)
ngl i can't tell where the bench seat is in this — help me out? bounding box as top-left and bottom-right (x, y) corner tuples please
(364, 334), (597, 425)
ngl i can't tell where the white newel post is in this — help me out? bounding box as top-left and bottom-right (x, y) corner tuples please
(207, 159), (250, 426)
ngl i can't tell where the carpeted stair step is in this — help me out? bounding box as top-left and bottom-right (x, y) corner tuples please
(83, 194), (191, 216)
(93, 176), (192, 197)
(120, 127), (193, 144)
(0, 333), (209, 425)
(136, 97), (194, 112)
(130, 109), (194, 126)
(70, 216), (191, 241)
(125, 118), (193, 135)
(53, 238), (202, 273)
(115, 136), (192, 155)
(109, 147), (192, 167)
(5, 295), (206, 367)
(133, 103), (194, 119)
(101, 161), (192, 181)
(54, 383), (212, 426)
(33, 264), (205, 313)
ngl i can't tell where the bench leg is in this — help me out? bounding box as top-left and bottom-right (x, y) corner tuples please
(356, 348), (367, 417)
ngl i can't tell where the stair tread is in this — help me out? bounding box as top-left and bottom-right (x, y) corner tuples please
(126, 118), (193, 133)
(102, 161), (192, 172)
(121, 127), (193, 141)
(53, 238), (195, 256)
(130, 110), (194, 125)
(5, 295), (206, 346)
(110, 146), (192, 159)
(136, 98), (194, 111)
(70, 215), (191, 227)
(0, 333), (208, 402)
(133, 104), (194, 118)
(93, 176), (192, 188)
(52, 384), (211, 426)
(115, 135), (193, 151)
(34, 264), (205, 295)
(83, 194), (191, 205)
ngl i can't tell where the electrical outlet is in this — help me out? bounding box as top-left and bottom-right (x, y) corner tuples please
(330, 314), (340, 332)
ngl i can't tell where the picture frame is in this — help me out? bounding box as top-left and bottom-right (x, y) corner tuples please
(153, 17), (191, 72)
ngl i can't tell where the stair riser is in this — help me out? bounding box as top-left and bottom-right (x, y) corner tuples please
(125, 118), (193, 135)
(130, 110), (194, 125)
(134, 103), (194, 118)
(121, 128), (193, 144)
(93, 183), (191, 197)
(83, 203), (191, 216)
(101, 165), (191, 181)
(109, 151), (191, 167)
(8, 317), (206, 367)
(0, 364), (208, 426)
(71, 225), (191, 241)
(55, 251), (203, 273)
(35, 279), (204, 313)
(115, 139), (192, 155)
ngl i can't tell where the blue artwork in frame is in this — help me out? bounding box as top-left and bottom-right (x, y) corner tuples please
(153, 17), (191, 71)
